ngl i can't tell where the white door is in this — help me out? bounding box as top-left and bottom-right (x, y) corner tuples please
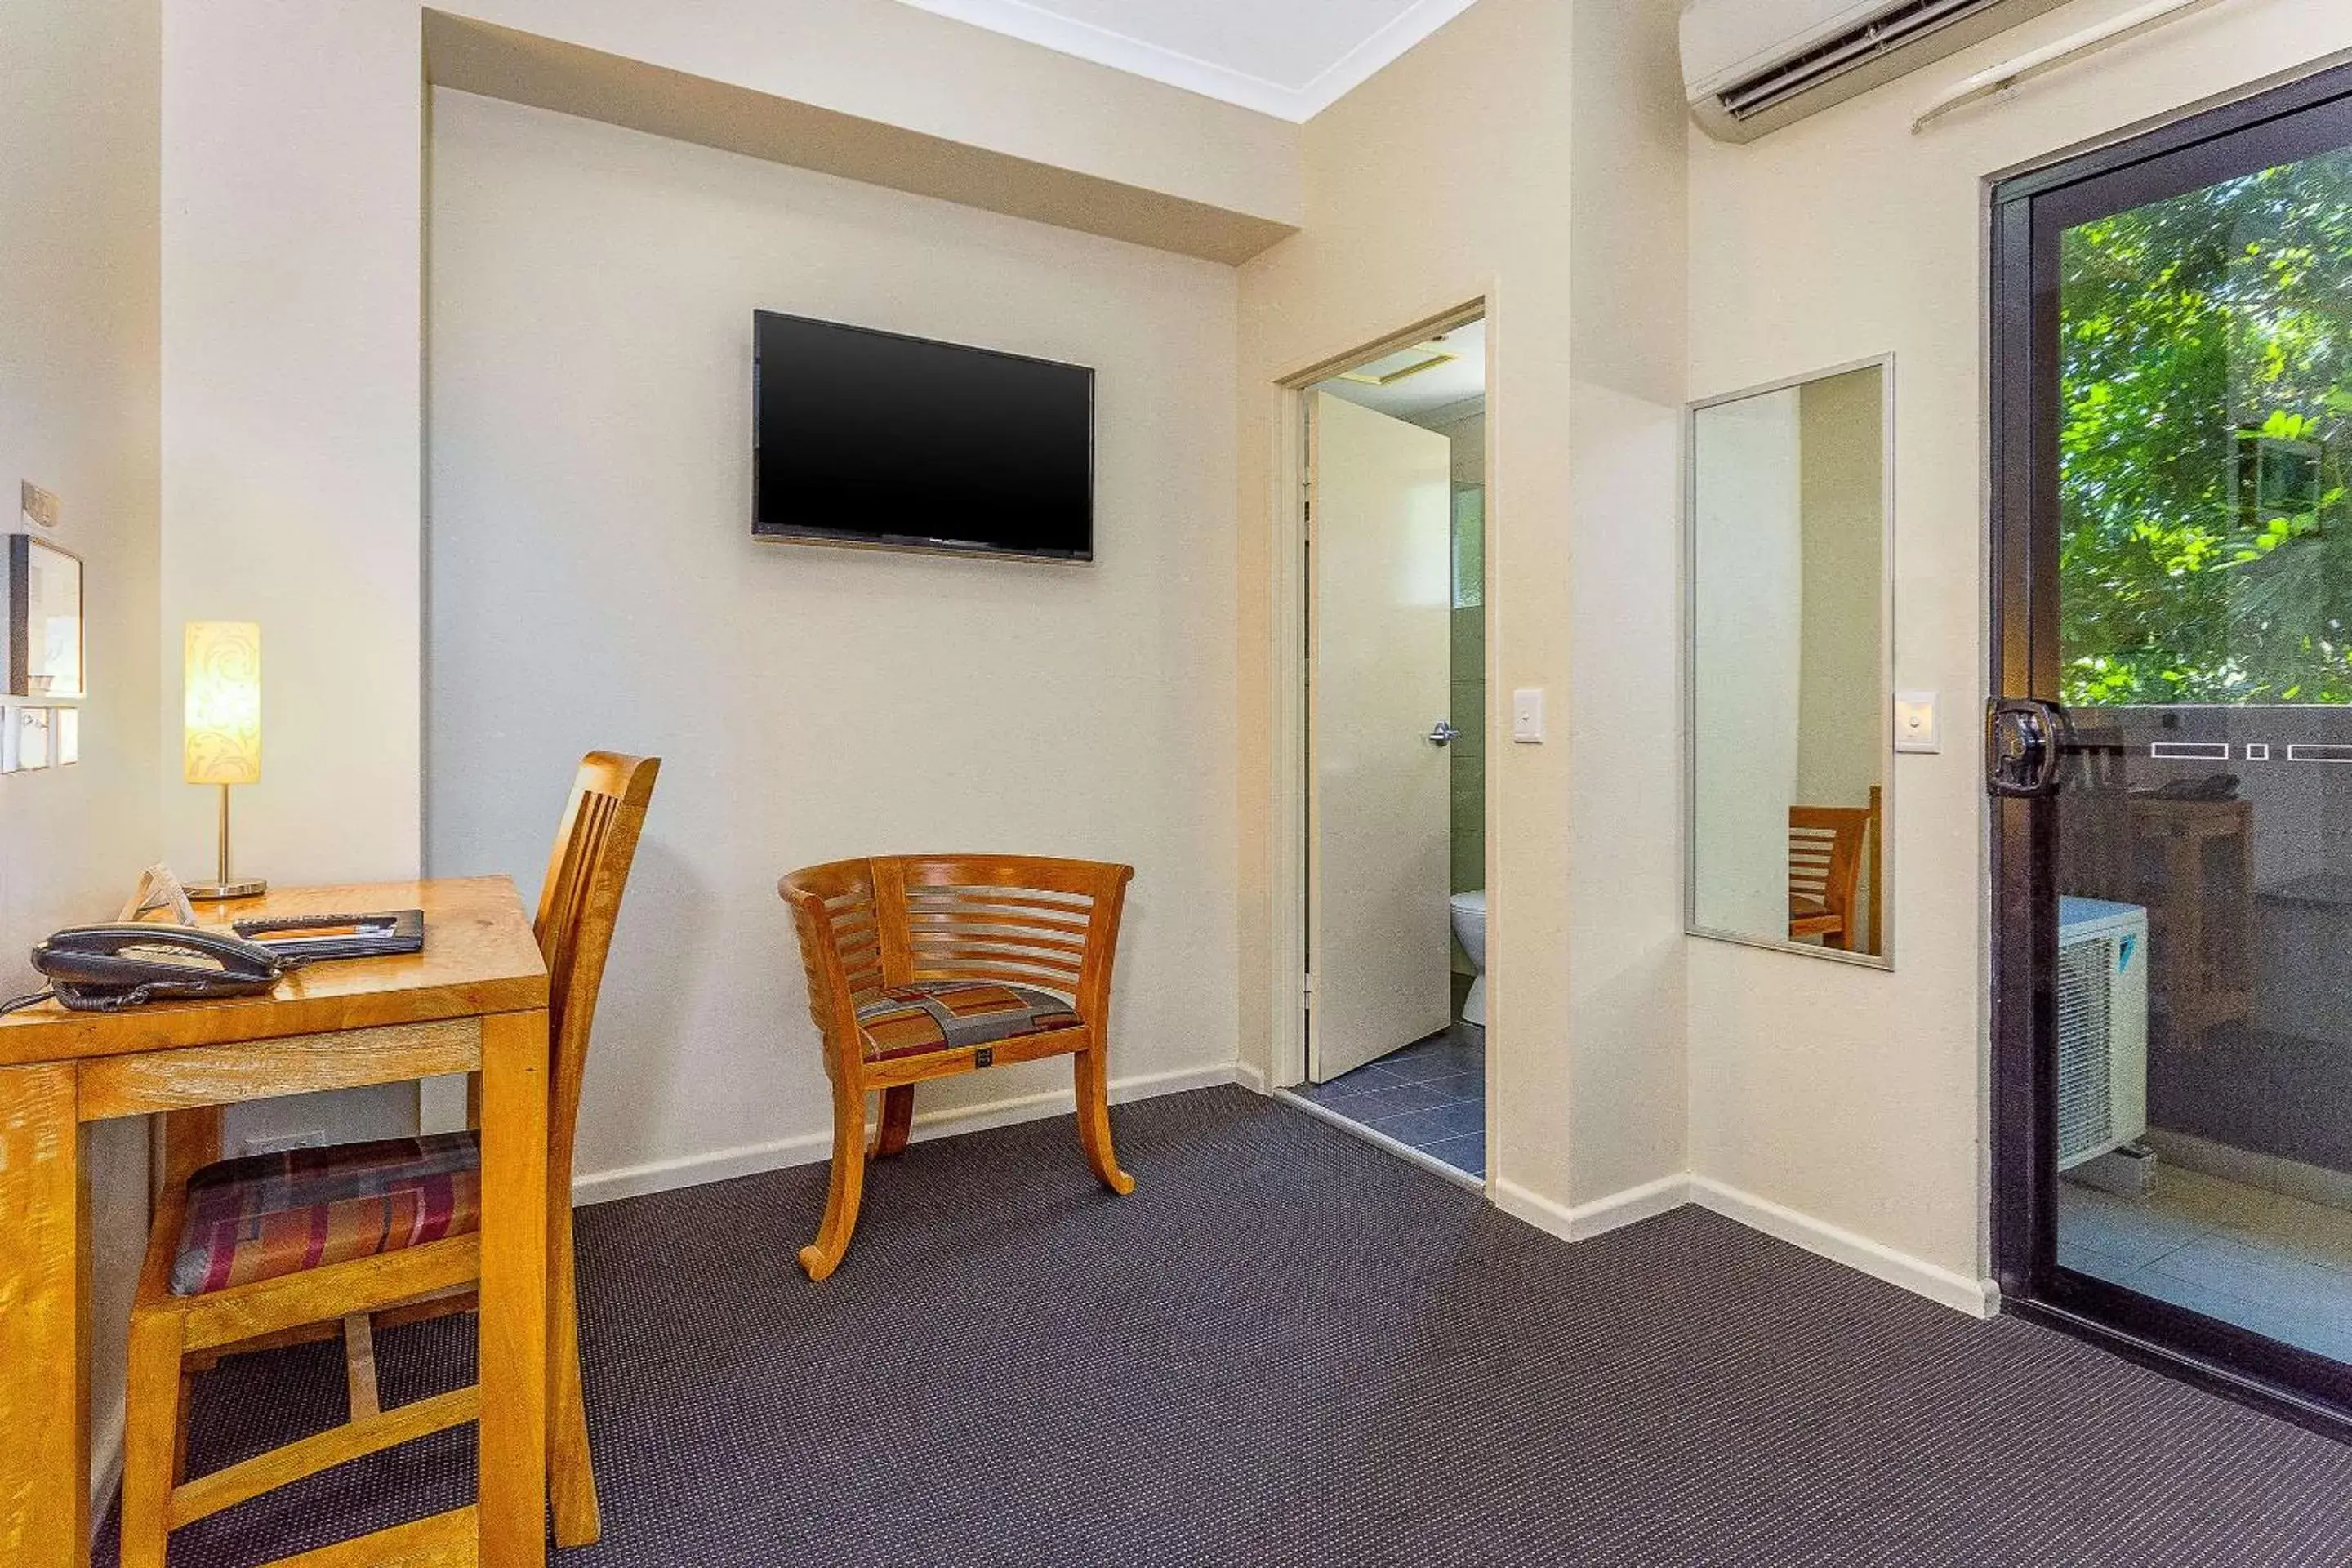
(1308, 390), (1456, 1081)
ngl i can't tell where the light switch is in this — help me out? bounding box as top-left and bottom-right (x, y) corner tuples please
(1893, 690), (1940, 753)
(1512, 687), (1544, 743)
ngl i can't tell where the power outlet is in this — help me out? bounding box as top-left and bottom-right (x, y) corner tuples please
(238, 1129), (327, 1157)
(19, 480), (59, 530)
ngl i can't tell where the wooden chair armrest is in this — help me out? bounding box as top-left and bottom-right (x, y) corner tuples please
(1076, 864), (1135, 1025)
(779, 883), (866, 1063)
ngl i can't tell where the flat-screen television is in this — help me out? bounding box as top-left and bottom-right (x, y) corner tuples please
(753, 310), (1094, 561)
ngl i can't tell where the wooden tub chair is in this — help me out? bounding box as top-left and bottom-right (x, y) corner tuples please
(117, 751), (659, 1567)
(779, 853), (1135, 1281)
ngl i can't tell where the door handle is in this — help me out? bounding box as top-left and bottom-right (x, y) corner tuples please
(1985, 697), (2069, 797)
(1428, 720), (1459, 747)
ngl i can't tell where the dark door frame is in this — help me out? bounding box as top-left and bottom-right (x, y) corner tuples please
(1989, 57), (2352, 1441)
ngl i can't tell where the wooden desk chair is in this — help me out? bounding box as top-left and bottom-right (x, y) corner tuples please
(118, 751), (658, 1567)
(779, 854), (1134, 1281)
(1788, 785), (1882, 954)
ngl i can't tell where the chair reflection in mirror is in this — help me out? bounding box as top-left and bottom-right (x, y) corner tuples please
(1788, 785), (1881, 954)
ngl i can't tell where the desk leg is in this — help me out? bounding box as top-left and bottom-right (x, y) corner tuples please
(158, 1106), (222, 1193)
(0, 1064), (89, 1567)
(478, 1010), (550, 1567)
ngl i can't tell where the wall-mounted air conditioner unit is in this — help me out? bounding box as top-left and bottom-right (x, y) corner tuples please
(2056, 896), (2149, 1171)
(1682, 0), (2070, 144)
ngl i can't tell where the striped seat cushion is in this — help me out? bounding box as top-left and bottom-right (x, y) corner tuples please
(172, 1132), (482, 1297)
(855, 981), (1080, 1062)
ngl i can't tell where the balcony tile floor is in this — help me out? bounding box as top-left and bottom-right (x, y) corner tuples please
(2060, 1162), (2352, 1364)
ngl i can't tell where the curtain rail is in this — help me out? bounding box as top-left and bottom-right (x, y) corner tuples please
(1913, 0), (2230, 131)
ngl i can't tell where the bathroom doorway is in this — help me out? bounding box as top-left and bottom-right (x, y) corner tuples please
(1279, 314), (1489, 1186)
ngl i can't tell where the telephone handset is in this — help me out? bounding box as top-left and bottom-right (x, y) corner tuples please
(25, 924), (290, 1012)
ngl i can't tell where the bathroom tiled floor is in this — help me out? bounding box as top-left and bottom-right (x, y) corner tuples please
(1298, 1021), (1485, 1178)
(2060, 1163), (2352, 1364)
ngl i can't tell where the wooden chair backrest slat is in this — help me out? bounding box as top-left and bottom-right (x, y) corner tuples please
(779, 854), (1134, 1057)
(535, 751), (660, 1191)
(890, 858), (1126, 1004)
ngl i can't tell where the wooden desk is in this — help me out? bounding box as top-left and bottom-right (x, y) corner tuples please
(0, 876), (552, 1568)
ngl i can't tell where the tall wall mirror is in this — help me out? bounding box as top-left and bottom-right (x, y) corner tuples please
(1688, 356), (1894, 965)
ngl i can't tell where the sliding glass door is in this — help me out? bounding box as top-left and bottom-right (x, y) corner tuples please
(1993, 64), (2352, 1428)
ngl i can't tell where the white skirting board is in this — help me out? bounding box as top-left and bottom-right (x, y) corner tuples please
(1494, 1171), (1999, 1321)
(571, 1060), (1250, 1206)
(1493, 1172), (1689, 1241)
(1689, 1176), (1998, 1319)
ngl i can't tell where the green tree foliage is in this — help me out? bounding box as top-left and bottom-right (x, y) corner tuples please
(2060, 146), (2352, 705)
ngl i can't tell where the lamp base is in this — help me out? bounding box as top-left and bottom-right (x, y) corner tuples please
(187, 878), (267, 902)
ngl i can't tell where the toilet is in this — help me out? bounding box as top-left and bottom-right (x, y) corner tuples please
(1449, 889), (1487, 1027)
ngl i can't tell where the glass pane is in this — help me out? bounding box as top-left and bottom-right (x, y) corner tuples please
(2053, 142), (2352, 1362)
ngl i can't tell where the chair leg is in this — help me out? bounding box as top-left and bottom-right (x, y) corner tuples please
(798, 1073), (868, 1281)
(120, 1310), (186, 1568)
(550, 1330), (601, 1548)
(549, 1206), (601, 1548)
(873, 1085), (915, 1159)
(1072, 1044), (1134, 1195)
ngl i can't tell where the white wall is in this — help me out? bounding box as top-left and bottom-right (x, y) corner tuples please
(1237, 0), (1690, 1219)
(425, 90), (1241, 1196)
(161, 0), (1295, 1148)
(1686, 0), (2352, 1297)
(160, 0), (1296, 893)
(161, 0), (426, 888)
(1, 0), (163, 1507)
(1557, 0), (1690, 1209)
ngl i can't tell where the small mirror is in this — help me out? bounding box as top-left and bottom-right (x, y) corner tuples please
(1688, 359), (1892, 964)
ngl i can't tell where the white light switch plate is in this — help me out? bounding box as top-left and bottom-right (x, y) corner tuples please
(1893, 690), (1940, 753)
(1512, 687), (1544, 743)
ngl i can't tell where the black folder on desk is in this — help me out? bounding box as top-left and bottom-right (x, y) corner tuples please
(230, 908), (425, 964)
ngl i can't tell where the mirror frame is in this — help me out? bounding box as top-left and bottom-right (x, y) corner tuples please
(1683, 353), (1897, 969)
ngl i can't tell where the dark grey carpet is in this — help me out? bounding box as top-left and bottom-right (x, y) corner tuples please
(100, 1086), (2352, 1567)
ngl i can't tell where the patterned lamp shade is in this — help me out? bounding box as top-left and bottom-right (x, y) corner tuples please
(184, 621), (261, 786)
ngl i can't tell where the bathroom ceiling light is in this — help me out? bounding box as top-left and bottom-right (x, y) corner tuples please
(1338, 341), (1458, 388)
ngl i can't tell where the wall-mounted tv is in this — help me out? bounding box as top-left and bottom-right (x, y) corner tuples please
(753, 310), (1094, 562)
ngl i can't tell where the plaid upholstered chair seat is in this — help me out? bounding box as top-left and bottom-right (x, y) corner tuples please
(170, 1132), (482, 1297)
(854, 979), (1080, 1061)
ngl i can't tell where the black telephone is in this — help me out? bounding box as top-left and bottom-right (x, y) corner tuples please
(24, 924), (289, 1012)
